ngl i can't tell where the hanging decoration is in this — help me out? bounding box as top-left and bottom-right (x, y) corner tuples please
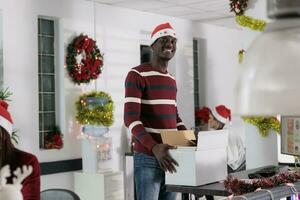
(230, 0), (267, 64)
(66, 34), (103, 85)
(241, 116), (280, 137)
(229, 0), (248, 15)
(236, 15), (266, 31)
(76, 91), (114, 127)
(44, 126), (63, 149)
(229, 0), (266, 31)
(238, 49), (245, 64)
(224, 171), (300, 195)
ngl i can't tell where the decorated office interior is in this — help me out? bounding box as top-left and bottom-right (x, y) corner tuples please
(1, 0), (300, 200)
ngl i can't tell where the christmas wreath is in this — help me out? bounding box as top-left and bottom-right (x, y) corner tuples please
(242, 116), (280, 137)
(224, 171), (300, 195)
(76, 91), (114, 127)
(66, 34), (103, 84)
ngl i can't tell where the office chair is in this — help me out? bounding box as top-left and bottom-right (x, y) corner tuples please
(41, 189), (80, 200)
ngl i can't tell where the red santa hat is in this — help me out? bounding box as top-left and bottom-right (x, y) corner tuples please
(151, 22), (176, 46)
(0, 100), (13, 135)
(211, 105), (231, 125)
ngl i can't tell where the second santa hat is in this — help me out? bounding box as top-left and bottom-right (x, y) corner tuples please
(211, 105), (231, 125)
(151, 22), (176, 46)
(0, 100), (13, 135)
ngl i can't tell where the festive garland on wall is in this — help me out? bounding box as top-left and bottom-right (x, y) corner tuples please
(241, 116), (280, 137)
(224, 171), (300, 195)
(66, 34), (103, 85)
(76, 91), (114, 127)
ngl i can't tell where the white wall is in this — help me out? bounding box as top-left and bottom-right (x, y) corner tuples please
(0, 0), (194, 190)
(193, 23), (242, 109)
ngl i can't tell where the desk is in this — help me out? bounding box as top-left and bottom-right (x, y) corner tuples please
(167, 181), (231, 200)
(166, 166), (287, 200)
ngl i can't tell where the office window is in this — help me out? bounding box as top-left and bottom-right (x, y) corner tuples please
(38, 18), (56, 149)
(140, 45), (152, 64)
(193, 39), (200, 126)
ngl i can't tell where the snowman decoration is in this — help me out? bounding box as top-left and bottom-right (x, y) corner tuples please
(0, 165), (33, 200)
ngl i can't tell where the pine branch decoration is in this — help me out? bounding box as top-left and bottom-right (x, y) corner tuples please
(0, 88), (12, 101)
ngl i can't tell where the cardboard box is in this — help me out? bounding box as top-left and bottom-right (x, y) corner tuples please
(161, 130), (228, 186)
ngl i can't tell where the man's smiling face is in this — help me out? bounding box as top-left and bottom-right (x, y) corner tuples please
(152, 36), (177, 61)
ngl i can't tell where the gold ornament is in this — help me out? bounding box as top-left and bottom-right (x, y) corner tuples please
(238, 49), (245, 64)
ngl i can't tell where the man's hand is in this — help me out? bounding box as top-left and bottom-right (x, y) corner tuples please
(152, 144), (178, 173)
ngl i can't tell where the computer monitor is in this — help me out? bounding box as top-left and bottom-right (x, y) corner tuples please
(281, 116), (300, 156)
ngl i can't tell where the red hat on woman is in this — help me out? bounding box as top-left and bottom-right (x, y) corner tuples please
(151, 22), (176, 46)
(0, 100), (13, 135)
(211, 105), (231, 124)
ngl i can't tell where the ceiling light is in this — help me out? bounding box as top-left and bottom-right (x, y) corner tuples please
(236, 0), (300, 115)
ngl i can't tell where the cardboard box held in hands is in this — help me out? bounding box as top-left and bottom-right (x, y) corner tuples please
(161, 130), (228, 186)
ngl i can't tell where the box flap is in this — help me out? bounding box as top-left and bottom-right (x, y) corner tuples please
(160, 130), (196, 147)
(197, 129), (228, 150)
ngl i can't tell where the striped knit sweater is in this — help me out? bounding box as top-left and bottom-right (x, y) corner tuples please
(124, 63), (186, 156)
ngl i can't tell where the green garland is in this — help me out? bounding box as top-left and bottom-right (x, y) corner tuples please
(76, 91), (114, 127)
(242, 116), (280, 137)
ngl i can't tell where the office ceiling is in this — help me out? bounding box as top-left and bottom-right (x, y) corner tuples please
(94, 0), (235, 23)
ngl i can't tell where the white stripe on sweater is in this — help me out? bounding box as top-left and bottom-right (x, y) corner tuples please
(129, 121), (143, 133)
(141, 99), (176, 105)
(145, 127), (177, 133)
(125, 98), (176, 106)
(131, 69), (175, 80)
(125, 97), (141, 104)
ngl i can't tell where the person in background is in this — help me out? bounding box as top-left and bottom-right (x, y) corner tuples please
(195, 106), (211, 131)
(124, 22), (186, 200)
(0, 100), (40, 200)
(208, 105), (246, 172)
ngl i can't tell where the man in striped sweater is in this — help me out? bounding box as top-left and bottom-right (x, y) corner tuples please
(124, 22), (187, 200)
